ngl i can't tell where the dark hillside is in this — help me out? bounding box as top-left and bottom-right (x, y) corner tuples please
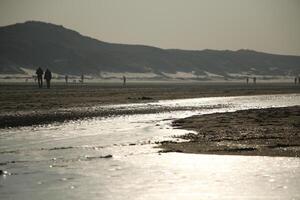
(0, 21), (299, 76)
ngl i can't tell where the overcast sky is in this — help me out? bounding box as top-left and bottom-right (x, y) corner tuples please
(0, 0), (299, 55)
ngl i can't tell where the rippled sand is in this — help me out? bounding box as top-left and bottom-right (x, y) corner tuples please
(160, 106), (300, 157)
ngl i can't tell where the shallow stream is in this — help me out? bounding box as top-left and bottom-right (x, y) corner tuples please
(1, 94), (300, 200)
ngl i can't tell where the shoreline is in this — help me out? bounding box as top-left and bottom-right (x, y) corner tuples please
(0, 82), (299, 128)
(159, 106), (300, 157)
(0, 104), (199, 129)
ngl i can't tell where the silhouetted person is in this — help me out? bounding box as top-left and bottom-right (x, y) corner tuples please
(123, 75), (126, 86)
(246, 77), (249, 84)
(295, 77), (297, 85)
(65, 75), (68, 85)
(36, 67), (43, 88)
(44, 69), (52, 89)
(253, 77), (256, 84)
(81, 74), (84, 84)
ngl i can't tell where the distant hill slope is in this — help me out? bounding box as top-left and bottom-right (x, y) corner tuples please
(0, 21), (300, 77)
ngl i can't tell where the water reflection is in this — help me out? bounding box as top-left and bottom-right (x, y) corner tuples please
(0, 94), (300, 200)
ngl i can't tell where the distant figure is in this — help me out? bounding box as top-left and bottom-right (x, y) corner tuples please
(44, 69), (52, 89)
(81, 74), (84, 84)
(123, 75), (126, 86)
(65, 75), (68, 85)
(295, 77), (298, 85)
(246, 77), (249, 84)
(36, 67), (44, 88)
(253, 77), (256, 84)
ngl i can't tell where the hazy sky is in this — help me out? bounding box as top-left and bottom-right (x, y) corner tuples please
(0, 0), (299, 55)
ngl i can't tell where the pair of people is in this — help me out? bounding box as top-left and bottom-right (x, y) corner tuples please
(36, 67), (52, 88)
(246, 77), (256, 84)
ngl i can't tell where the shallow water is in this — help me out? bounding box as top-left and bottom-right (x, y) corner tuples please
(1, 94), (300, 200)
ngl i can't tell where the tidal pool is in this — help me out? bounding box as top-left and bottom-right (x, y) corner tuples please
(1, 94), (300, 200)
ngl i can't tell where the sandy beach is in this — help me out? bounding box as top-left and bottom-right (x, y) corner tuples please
(159, 106), (300, 157)
(1, 85), (300, 199)
(0, 82), (299, 128)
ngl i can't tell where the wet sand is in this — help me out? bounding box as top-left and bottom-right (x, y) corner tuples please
(0, 82), (299, 128)
(159, 106), (300, 157)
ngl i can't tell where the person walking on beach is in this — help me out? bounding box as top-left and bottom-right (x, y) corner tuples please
(295, 77), (297, 85)
(81, 74), (84, 84)
(36, 67), (43, 88)
(253, 77), (256, 84)
(246, 77), (249, 84)
(123, 75), (126, 86)
(44, 69), (52, 89)
(65, 75), (68, 85)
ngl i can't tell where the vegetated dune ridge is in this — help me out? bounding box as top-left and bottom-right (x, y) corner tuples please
(1, 21), (300, 77)
(159, 106), (300, 157)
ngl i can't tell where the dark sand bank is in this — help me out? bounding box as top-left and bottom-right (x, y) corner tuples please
(159, 106), (300, 157)
(0, 82), (299, 128)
